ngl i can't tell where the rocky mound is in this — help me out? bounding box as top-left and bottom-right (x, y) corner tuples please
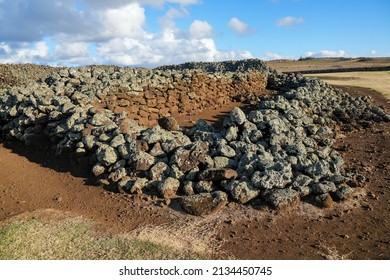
(0, 59), (389, 216)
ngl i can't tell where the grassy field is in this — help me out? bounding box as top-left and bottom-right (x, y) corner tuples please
(267, 57), (390, 73)
(0, 213), (203, 260)
(305, 71), (390, 100)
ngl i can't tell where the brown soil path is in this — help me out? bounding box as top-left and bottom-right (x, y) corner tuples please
(0, 86), (389, 259)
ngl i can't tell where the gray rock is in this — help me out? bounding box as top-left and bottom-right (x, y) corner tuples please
(109, 167), (127, 182)
(118, 177), (134, 193)
(117, 144), (131, 160)
(149, 142), (165, 157)
(92, 164), (105, 176)
(217, 142), (236, 158)
(194, 180), (215, 193)
(183, 181), (195, 196)
(169, 164), (185, 180)
(291, 174), (312, 197)
(224, 125), (238, 142)
(334, 185), (354, 200)
(170, 141), (208, 172)
(82, 135), (96, 150)
(130, 150), (155, 171)
(265, 188), (300, 209)
(213, 156), (238, 169)
(179, 191), (228, 216)
(187, 119), (215, 136)
(224, 180), (260, 204)
(247, 110), (264, 124)
(149, 162), (170, 181)
(96, 145), (118, 166)
(311, 181), (337, 194)
(230, 107), (246, 125)
(110, 134), (125, 148)
(90, 113), (112, 126)
(130, 178), (149, 194)
(306, 160), (332, 178)
(158, 177), (180, 199)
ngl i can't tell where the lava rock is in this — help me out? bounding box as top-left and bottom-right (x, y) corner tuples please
(158, 177), (180, 200)
(179, 191), (228, 216)
(224, 180), (260, 204)
(158, 116), (180, 131)
(197, 168), (238, 181)
(265, 188), (300, 209)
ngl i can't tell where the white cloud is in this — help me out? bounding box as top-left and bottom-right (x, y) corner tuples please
(158, 7), (188, 30)
(276, 16), (304, 28)
(263, 52), (286, 60)
(303, 50), (346, 58)
(227, 17), (255, 36)
(99, 3), (147, 39)
(0, 0), (252, 66)
(370, 50), (377, 55)
(189, 20), (213, 39)
(55, 42), (89, 59)
(0, 41), (49, 64)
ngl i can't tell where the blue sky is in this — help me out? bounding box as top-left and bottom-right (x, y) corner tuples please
(0, 0), (389, 66)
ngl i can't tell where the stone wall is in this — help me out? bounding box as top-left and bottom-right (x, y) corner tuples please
(42, 60), (270, 127)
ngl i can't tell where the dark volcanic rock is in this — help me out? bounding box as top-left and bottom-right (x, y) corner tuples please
(197, 168), (238, 181)
(178, 191), (228, 216)
(170, 141), (208, 172)
(158, 116), (180, 131)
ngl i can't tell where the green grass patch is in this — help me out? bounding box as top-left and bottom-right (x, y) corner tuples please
(0, 217), (203, 260)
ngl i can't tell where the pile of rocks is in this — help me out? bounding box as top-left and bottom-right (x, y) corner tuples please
(0, 59), (389, 216)
(0, 64), (58, 90)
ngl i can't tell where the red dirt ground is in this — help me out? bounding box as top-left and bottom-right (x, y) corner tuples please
(0, 86), (389, 259)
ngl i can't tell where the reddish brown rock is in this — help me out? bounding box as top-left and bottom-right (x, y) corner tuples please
(179, 191), (228, 216)
(158, 116), (180, 131)
(197, 168), (238, 181)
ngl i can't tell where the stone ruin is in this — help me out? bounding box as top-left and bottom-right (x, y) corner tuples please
(0, 59), (389, 215)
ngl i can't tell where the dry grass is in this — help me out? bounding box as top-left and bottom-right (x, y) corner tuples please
(314, 242), (352, 260)
(0, 212), (203, 260)
(305, 71), (390, 100)
(267, 57), (390, 73)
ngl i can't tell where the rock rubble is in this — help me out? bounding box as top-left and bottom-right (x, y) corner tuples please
(1, 59), (389, 215)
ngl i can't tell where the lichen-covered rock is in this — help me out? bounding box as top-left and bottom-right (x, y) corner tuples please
(217, 142), (236, 158)
(149, 162), (170, 181)
(334, 184), (354, 200)
(130, 150), (155, 171)
(194, 180), (215, 193)
(213, 156), (238, 168)
(265, 188), (300, 209)
(311, 181), (337, 194)
(96, 144), (118, 166)
(230, 107), (246, 125)
(224, 180), (260, 204)
(170, 141), (208, 172)
(92, 164), (105, 177)
(110, 134), (125, 148)
(130, 177), (149, 194)
(158, 177), (180, 199)
(109, 167), (127, 182)
(90, 113), (112, 126)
